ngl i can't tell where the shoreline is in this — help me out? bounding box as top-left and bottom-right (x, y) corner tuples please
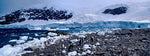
(22, 28), (150, 56)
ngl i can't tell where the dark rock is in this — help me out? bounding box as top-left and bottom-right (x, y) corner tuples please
(22, 53), (34, 56)
(139, 37), (148, 42)
(46, 31), (71, 36)
(24, 47), (34, 51)
(94, 51), (106, 55)
(68, 44), (74, 52)
(103, 7), (127, 15)
(0, 7), (73, 25)
(113, 29), (132, 35)
(18, 18), (26, 22)
(22, 28), (150, 56)
(79, 39), (83, 45)
(91, 37), (94, 42)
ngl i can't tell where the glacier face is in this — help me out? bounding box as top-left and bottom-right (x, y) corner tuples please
(0, 21), (150, 33)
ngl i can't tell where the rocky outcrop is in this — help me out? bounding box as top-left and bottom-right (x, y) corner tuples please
(103, 7), (127, 15)
(22, 28), (150, 56)
(0, 7), (73, 25)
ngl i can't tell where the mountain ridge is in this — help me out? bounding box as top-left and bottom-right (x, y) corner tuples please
(0, 7), (73, 25)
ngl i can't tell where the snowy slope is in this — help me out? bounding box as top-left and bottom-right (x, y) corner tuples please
(1, 0), (150, 25)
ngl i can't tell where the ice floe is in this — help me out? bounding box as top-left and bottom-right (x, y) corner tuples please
(48, 32), (58, 36)
(20, 36), (28, 41)
(0, 35), (69, 56)
(9, 39), (18, 42)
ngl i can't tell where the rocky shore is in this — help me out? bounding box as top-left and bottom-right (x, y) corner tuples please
(22, 28), (150, 56)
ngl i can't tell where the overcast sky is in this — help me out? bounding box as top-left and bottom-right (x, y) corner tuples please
(0, 0), (150, 17)
(0, 0), (51, 16)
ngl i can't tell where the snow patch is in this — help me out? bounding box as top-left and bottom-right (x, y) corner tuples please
(83, 44), (91, 50)
(62, 50), (66, 53)
(78, 35), (85, 38)
(95, 42), (100, 45)
(81, 52), (86, 55)
(68, 51), (77, 56)
(86, 50), (91, 54)
(81, 50), (92, 55)
(70, 39), (79, 43)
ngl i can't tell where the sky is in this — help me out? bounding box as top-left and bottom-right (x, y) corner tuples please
(1, 0), (149, 16)
(0, 0), (51, 16)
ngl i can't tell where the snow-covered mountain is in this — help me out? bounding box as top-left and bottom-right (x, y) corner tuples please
(1, 0), (150, 25)
(0, 7), (73, 25)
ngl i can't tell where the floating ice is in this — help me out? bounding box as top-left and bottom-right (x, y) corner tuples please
(0, 35), (69, 56)
(20, 36), (28, 41)
(9, 39), (18, 42)
(9, 36), (28, 44)
(16, 40), (25, 44)
(48, 32), (58, 36)
(29, 37), (32, 39)
(35, 34), (39, 36)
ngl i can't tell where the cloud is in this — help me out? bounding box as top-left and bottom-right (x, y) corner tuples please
(0, 0), (51, 16)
